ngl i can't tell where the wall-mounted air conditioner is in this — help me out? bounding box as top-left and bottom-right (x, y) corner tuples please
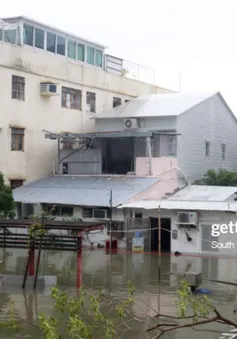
(176, 211), (198, 225)
(92, 209), (108, 219)
(40, 82), (58, 96)
(124, 118), (138, 129)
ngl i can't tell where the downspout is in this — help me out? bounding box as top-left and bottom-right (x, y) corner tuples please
(146, 136), (152, 175)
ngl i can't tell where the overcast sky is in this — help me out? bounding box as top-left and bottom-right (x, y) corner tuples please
(2, 0), (237, 112)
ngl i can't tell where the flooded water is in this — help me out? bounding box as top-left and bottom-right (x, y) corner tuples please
(0, 248), (237, 338)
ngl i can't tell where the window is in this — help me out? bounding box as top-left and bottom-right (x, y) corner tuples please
(68, 40), (76, 59)
(61, 87), (82, 109)
(125, 99), (130, 103)
(12, 75), (25, 100)
(222, 143), (226, 160)
(43, 204), (73, 216)
(57, 35), (65, 56)
(61, 206), (73, 216)
(87, 46), (94, 65)
(46, 32), (56, 53)
(205, 141), (210, 157)
(135, 212), (143, 219)
(168, 135), (177, 156)
(113, 97), (122, 108)
(23, 24), (34, 46)
(4, 29), (16, 44)
(95, 49), (103, 67)
(11, 128), (24, 151)
(86, 92), (96, 112)
(10, 180), (24, 189)
(82, 208), (93, 218)
(201, 224), (218, 252)
(77, 43), (85, 62)
(34, 28), (44, 49)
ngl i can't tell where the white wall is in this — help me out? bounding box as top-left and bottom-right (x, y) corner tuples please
(141, 208), (237, 257)
(177, 94), (237, 182)
(0, 41), (171, 184)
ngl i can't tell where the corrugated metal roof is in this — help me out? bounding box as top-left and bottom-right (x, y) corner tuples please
(93, 92), (217, 119)
(118, 200), (237, 212)
(169, 185), (237, 201)
(13, 176), (159, 207)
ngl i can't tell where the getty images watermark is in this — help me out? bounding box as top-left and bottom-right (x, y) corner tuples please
(211, 222), (237, 249)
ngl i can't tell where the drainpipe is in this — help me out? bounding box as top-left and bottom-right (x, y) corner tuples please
(146, 137), (152, 175)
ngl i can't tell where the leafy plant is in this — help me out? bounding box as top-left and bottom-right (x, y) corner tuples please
(0, 173), (15, 217)
(194, 168), (237, 186)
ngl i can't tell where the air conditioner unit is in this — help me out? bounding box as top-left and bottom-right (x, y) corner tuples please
(40, 82), (58, 96)
(176, 212), (197, 225)
(92, 209), (108, 219)
(124, 118), (138, 129)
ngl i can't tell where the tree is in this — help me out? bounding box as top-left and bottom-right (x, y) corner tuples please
(1, 280), (237, 338)
(194, 169), (237, 186)
(0, 173), (15, 217)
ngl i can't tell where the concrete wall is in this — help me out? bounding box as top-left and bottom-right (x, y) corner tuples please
(0, 41), (171, 184)
(95, 116), (177, 132)
(176, 94), (237, 182)
(139, 208), (237, 257)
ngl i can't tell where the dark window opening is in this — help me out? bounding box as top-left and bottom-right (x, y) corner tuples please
(125, 99), (130, 103)
(57, 35), (65, 56)
(113, 97), (122, 108)
(77, 44), (85, 61)
(86, 92), (96, 112)
(11, 128), (24, 151)
(42, 204), (73, 216)
(23, 24), (34, 46)
(87, 46), (94, 65)
(205, 141), (210, 157)
(12, 75), (25, 100)
(222, 143), (226, 160)
(62, 163), (68, 174)
(35, 28), (44, 49)
(135, 212), (143, 219)
(102, 137), (134, 174)
(10, 180), (24, 189)
(46, 32), (56, 53)
(61, 87), (82, 109)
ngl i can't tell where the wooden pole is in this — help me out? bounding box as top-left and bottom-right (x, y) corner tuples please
(158, 205), (161, 282)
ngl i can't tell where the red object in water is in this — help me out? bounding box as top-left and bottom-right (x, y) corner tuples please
(105, 239), (117, 251)
(76, 232), (83, 289)
(28, 247), (35, 276)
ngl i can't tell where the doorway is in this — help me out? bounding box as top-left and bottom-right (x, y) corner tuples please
(150, 218), (171, 252)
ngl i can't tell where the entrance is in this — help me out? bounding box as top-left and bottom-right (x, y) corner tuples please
(150, 218), (171, 252)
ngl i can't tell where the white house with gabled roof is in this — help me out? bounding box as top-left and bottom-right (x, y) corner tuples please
(93, 91), (237, 183)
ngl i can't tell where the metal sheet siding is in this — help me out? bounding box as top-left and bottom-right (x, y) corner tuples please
(13, 176), (159, 207)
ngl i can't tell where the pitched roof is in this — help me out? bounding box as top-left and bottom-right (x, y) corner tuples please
(118, 200), (237, 212)
(13, 175), (159, 207)
(169, 185), (237, 202)
(93, 92), (217, 119)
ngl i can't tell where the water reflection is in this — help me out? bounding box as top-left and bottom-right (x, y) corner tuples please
(0, 248), (236, 338)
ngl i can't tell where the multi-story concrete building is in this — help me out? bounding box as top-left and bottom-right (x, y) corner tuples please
(0, 16), (173, 186)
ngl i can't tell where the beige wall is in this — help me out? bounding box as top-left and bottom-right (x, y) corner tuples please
(0, 42), (172, 183)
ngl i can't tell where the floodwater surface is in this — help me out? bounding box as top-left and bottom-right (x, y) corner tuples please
(0, 248), (236, 338)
